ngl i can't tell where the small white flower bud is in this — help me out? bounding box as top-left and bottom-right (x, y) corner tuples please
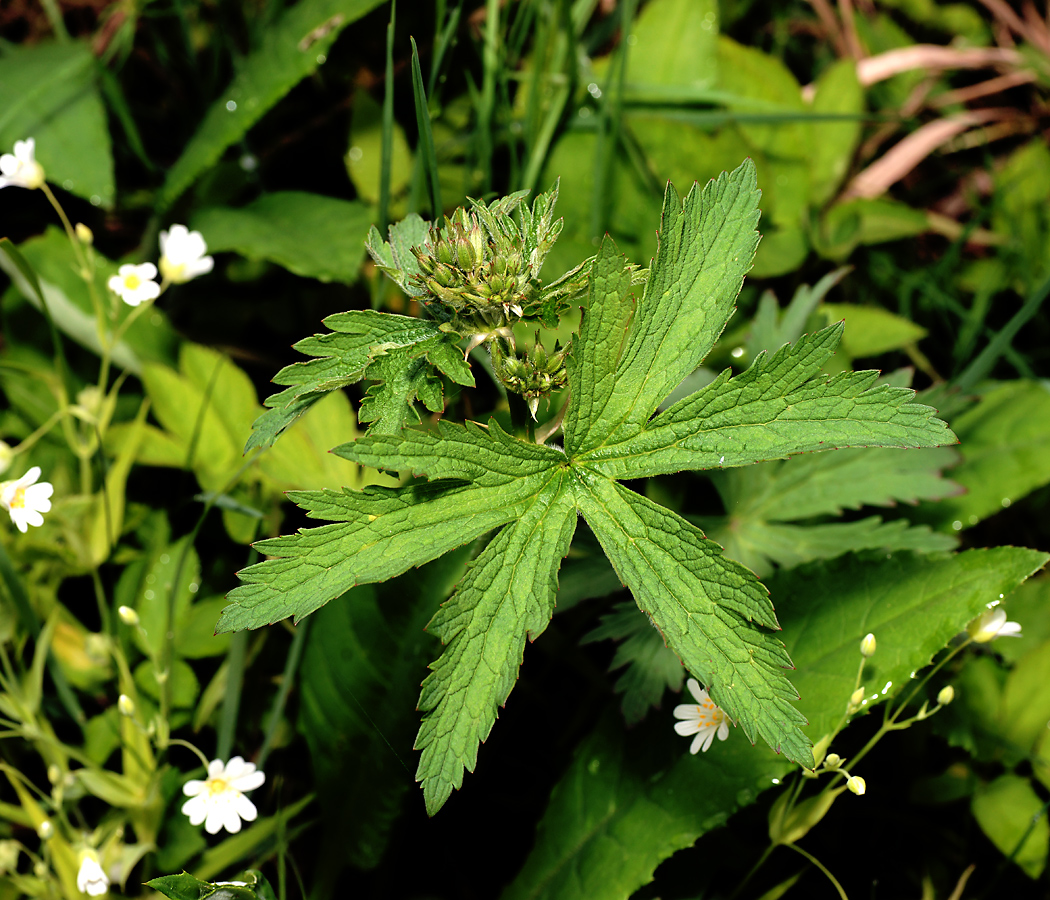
(847, 776), (866, 796)
(118, 694), (135, 717)
(860, 633), (876, 658)
(849, 687), (866, 711)
(0, 441), (12, 476)
(36, 820), (53, 840)
(46, 764), (61, 785)
(74, 223), (94, 245)
(117, 605), (139, 626)
(824, 753), (842, 770)
(937, 685), (955, 706)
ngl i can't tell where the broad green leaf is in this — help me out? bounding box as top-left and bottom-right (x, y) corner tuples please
(0, 41), (113, 206)
(147, 872), (259, 900)
(505, 547), (1047, 900)
(158, 0), (386, 208)
(501, 716), (791, 900)
(568, 163), (761, 452)
(994, 574), (1050, 664)
(575, 475), (808, 760)
(992, 140), (1050, 290)
(583, 323), (954, 480)
(745, 267), (850, 360)
(191, 192), (372, 284)
(246, 311), (471, 450)
(299, 552), (468, 875)
(346, 88), (413, 208)
(972, 775), (1049, 878)
(815, 198), (928, 260)
(820, 303), (928, 360)
(999, 642), (1050, 757)
(808, 60), (863, 206)
(917, 381), (1050, 531)
(416, 472), (576, 814)
(626, 0), (719, 89)
(0, 229), (178, 371)
(582, 602), (685, 724)
(220, 422), (565, 633)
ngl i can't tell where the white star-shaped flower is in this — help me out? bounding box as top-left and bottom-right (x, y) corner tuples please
(76, 850), (110, 896)
(107, 263), (160, 307)
(673, 678), (732, 754)
(0, 138), (45, 190)
(0, 467), (53, 533)
(182, 757), (265, 835)
(968, 608), (1022, 643)
(159, 224), (214, 283)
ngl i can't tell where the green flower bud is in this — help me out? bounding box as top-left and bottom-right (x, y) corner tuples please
(847, 776), (866, 796)
(860, 633), (876, 658)
(937, 685), (955, 706)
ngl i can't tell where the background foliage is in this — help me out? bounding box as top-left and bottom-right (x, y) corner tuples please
(1, 0), (1050, 898)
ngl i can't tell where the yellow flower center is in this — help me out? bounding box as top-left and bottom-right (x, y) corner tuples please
(160, 257), (186, 282)
(205, 776), (231, 797)
(696, 700), (724, 726)
(9, 486), (26, 510)
(124, 274), (141, 290)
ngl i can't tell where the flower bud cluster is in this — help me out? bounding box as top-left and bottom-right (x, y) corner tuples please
(411, 206), (534, 329)
(491, 338), (569, 418)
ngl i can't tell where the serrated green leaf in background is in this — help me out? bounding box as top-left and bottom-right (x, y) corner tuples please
(700, 447), (959, 575)
(191, 192), (372, 284)
(0, 41), (114, 207)
(157, 0), (386, 208)
(505, 546), (1047, 900)
(972, 774), (1049, 879)
(299, 551), (469, 881)
(582, 601), (685, 724)
(917, 380), (1050, 532)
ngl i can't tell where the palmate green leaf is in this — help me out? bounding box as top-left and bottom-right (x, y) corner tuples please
(575, 473), (809, 761)
(503, 547), (1048, 900)
(581, 322), (954, 480)
(226, 159), (957, 811)
(245, 310), (472, 450)
(416, 472), (576, 814)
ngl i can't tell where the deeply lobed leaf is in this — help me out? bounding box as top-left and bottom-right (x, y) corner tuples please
(574, 474), (810, 760)
(581, 323), (955, 480)
(415, 473), (577, 814)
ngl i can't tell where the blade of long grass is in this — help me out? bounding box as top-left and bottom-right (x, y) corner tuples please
(98, 67), (156, 172)
(216, 630), (248, 762)
(256, 618), (311, 771)
(428, 2), (462, 95)
(0, 542), (85, 728)
(590, 0), (637, 240)
(410, 36), (443, 217)
(379, 0), (397, 234)
(954, 271), (1050, 393)
(476, 0), (501, 193)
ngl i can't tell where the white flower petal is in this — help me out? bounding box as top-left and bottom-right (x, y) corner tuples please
(685, 678), (706, 704)
(207, 758), (226, 778)
(717, 720), (730, 741)
(204, 806), (226, 835)
(231, 769), (265, 792)
(673, 703), (701, 721)
(699, 728), (717, 752)
(181, 795), (207, 825)
(689, 732), (705, 754)
(999, 621), (1023, 638)
(222, 805), (244, 834)
(183, 779), (206, 797)
(675, 719), (700, 736)
(234, 793), (258, 822)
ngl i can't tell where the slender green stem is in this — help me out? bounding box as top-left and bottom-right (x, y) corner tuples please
(729, 844), (775, 900)
(217, 631), (248, 762)
(10, 409), (65, 457)
(257, 618), (311, 771)
(785, 843), (849, 900)
(478, 0), (500, 193)
(167, 737), (212, 770)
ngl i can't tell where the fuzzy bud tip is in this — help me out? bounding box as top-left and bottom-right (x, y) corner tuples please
(847, 776), (866, 796)
(860, 633), (877, 658)
(937, 685), (955, 706)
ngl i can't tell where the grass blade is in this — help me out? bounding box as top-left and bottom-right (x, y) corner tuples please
(410, 36), (443, 217)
